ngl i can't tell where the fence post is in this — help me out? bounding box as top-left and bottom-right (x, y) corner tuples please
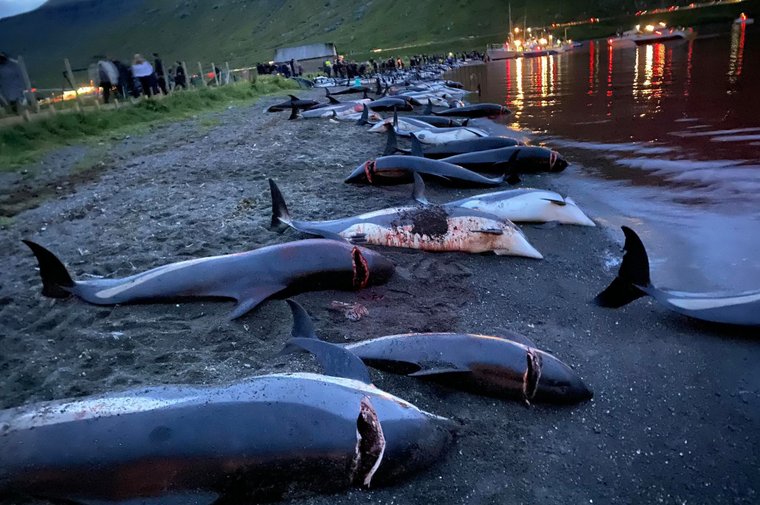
(197, 62), (207, 87)
(181, 61), (189, 90)
(17, 56), (40, 113)
(64, 58), (83, 112)
(225, 61), (231, 84)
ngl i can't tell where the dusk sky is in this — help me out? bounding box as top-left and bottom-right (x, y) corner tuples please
(0, 0), (46, 19)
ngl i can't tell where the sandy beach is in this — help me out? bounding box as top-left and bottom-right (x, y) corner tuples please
(1, 89), (758, 505)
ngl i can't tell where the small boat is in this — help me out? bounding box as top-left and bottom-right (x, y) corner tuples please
(734, 13), (754, 25)
(486, 43), (519, 61)
(608, 23), (696, 47)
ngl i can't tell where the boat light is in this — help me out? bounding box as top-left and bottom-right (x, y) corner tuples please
(514, 27), (520, 34)
(645, 24), (655, 32)
(538, 38), (548, 45)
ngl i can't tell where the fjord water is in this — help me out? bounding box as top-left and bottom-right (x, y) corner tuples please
(447, 26), (760, 292)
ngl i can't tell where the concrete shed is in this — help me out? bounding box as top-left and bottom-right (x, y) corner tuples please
(273, 43), (337, 73)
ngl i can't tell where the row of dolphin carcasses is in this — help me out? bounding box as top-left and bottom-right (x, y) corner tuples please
(1, 73), (601, 504)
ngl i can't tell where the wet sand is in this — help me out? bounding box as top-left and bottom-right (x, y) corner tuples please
(1, 91), (758, 504)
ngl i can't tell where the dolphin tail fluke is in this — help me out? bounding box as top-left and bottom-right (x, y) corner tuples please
(268, 179), (293, 231)
(462, 118), (470, 127)
(594, 226), (651, 308)
(281, 300), (373, 384)
(423, 99), (433, 115)
(363, 89), (368, 99)
(383, 123), (398, 156)
(356, 104), (370, 126)
(412, 172), (430, 205)
(410, 134), (425, 157)
(392, 109), (399, 129)
(22, 240), (75, 298)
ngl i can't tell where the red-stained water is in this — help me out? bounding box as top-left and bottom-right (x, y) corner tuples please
(447, 27), (760, 291)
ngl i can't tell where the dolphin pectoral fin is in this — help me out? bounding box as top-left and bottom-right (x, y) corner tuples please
(229, 284), (286, 320)
(288, 106), (299, 120)
(475, 228), (504, 235)
(493, 327), (537, 348)
(408, 365), (469, 377)
(541, 197), (567, 206)
(73, 491), (220, 505)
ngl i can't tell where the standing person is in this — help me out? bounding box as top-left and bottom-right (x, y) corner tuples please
(131, 54), (155, 97)
(0, 51), (26, 115)
(95, 58), (119, 103)
(111, 59), (133, 98)
(153, 53), (167, 94)
(324, 59), (332, 77)
(174, 61), (187, 89)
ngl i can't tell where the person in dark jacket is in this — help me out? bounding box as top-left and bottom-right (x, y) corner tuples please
(153, 53), (167, 94)
(174, 61), (187, 89)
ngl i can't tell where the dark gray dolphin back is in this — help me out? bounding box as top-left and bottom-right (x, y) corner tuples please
(283, 300), (372, 384)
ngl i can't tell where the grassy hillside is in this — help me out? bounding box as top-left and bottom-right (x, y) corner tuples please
(0, 0), (755, 87)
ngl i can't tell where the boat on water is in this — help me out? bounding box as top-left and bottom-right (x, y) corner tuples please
(608, 22), (696, 47)
(486, 37), (575, 61)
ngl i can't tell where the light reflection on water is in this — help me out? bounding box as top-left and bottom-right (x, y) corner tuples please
(446, 29), (760, 291)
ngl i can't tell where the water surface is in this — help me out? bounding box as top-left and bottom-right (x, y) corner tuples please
(448, 25), (760, 291)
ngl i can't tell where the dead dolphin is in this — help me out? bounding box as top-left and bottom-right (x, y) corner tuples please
(411, 173), (595, 226)
(22, 238), (394, 319)
(423, 101), (510, 118)
(345, 155), (504, 187)
(402, 136), (523, 159)
(436, 145), (569, 175)
(269, 179), (543, 258)
(0, 330), (452, 503)
(594, 226), (760, 326)
(283, 300), (592, 404)
(266, 94), (319, 112)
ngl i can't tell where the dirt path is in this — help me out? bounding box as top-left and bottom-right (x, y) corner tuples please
(1, 91), (757, 505)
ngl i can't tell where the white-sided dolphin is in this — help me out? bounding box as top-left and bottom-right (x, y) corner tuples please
(22, 238), (394, 319)
(411, 173), (595, 226)
(284, 300), (593, 405)
(594, 226), (760, 326)
(269, 179), (542, 258)
(0, 325), (453, 503)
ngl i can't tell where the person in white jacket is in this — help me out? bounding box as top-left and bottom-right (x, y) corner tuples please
(131, 54), (156, 97)
(89, 58), (119, 103)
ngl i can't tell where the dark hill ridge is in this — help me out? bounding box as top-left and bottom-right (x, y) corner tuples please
(1, 0), (624, 87)
(0, 0), (751, 87)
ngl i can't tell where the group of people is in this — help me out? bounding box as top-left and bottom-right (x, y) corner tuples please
(256, 59), (303, 78)
(89, 53), (190, 103)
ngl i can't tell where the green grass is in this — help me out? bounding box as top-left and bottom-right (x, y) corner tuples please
(0, 76), (297, 169)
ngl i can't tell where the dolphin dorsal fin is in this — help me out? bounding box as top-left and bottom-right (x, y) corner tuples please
(410, 134), (424, 157)
(423, 99), (433, 115)
(412, 172), (430, 205)
(328, 95), (341, 105)
(282, 300), (372, 384)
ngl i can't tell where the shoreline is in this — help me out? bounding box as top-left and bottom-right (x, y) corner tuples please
(0, 88), (757, 504)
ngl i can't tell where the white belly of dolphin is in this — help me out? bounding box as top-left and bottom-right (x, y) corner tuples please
(414, 129), (485, 145)
(338, 217), (542, 258)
